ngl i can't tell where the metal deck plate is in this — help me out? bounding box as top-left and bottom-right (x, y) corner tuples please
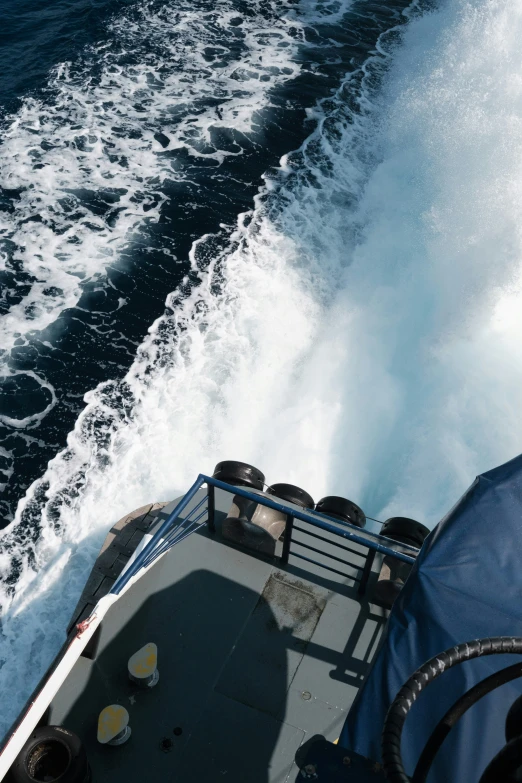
(48, 489), (386, 782)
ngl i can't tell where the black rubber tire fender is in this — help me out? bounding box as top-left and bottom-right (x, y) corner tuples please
(380, 516), (430, 549)
(267, 483), (314, 509)
(9, 725), (90, 783)
(314, 496), (366, 528)
(212, 460), (265, 491)
(36, 706), (51, 729)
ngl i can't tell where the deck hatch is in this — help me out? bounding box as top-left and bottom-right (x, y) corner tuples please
(215, 572), (324, 717)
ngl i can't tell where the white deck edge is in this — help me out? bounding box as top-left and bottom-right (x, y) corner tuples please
(0, 535), (164, 781)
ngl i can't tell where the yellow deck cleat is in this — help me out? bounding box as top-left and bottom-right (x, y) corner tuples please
(128, 642), (159, 688)
(97, 705), (131, 746)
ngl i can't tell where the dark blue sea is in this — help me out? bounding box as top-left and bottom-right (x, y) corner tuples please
(0, 0), (408, 526)
(1, 0), (522, 741)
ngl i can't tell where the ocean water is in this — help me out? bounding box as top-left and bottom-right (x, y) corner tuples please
(1, 0), (522, 741)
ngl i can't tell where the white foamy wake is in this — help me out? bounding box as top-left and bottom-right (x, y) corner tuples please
(0, 0), (313, 360)
(2, 0), (522, 741)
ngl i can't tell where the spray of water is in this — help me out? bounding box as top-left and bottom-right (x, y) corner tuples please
(2, 0), (522, 741)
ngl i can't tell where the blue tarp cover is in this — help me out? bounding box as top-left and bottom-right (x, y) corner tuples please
(340, 453), (522, 783)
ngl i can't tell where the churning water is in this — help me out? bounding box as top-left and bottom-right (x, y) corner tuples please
(1, 0), (522, 740)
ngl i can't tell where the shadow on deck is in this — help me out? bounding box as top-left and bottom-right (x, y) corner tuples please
(50, 507), (386, 783)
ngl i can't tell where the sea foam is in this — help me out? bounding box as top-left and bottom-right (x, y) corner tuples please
(2, 0), (522, 745)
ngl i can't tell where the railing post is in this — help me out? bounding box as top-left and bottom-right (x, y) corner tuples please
(207, 483), (216, 533)
(281, 515), (294, 564)
(358, 549), (376, 597)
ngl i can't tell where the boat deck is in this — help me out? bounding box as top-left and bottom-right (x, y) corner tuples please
(49, 489), (387, 782)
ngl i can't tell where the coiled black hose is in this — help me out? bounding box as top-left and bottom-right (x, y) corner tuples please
(412, 661), (522, 783)
(381, 637), (522, 783)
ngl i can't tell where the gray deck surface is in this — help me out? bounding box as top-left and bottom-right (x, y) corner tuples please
(50, 489), (387, 782)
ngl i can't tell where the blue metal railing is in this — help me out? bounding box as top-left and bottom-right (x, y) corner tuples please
(110, 474), (417, 597)
(110, 475), (208, 595)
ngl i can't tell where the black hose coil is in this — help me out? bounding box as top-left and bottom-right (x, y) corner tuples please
(412, 661), (522, 783)
(381, 637), (522, 783)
